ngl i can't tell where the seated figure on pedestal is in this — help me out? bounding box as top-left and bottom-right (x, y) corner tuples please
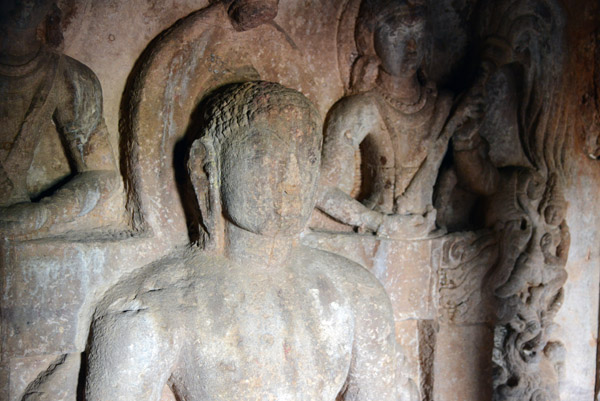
(85, 81), (397, 401)
(0, 0), (120, 239)
(316, 0), (475, 239)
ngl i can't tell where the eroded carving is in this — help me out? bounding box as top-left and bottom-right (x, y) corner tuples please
(486, 170), (569, 401)
(85, 82), (398, 400)
(0, 0), (121, 240)
(436, 231), (497, 325)
(316, 0), (477, 239)
(0, 0), (584, 399)
(440, 0), (570, 398)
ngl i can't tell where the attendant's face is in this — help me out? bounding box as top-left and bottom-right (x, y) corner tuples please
(373, 12), (426, 77)
(220, 108), (321, 237)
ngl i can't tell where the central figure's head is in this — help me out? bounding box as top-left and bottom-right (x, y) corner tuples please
(188, 81), (322, 248)
(356, 0), (427, 78)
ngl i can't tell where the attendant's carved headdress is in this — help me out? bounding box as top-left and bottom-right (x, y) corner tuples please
(187, 81), (320, 251)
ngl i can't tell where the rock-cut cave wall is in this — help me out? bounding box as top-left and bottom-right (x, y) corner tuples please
(0, 0), (598, 400)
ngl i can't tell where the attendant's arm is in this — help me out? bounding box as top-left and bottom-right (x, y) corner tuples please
(316, 96), (385, 231)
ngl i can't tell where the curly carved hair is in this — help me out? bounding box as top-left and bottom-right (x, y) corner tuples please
(199, 81), (320, 153)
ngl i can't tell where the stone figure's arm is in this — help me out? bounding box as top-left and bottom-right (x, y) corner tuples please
(0, 56), (121, 238)
(316, 96), (386, 231)
(341, 277), (397, 401)
(52, 55), (120, 206)
(86, 305), (176, 400)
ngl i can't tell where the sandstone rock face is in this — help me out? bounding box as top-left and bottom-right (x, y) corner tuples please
(0, 1), (598, 401)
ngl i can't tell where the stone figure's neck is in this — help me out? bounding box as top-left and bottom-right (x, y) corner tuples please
(376, 69), (422, 104)
(0, 27), (42, 66)
(224, 222), (295, 268)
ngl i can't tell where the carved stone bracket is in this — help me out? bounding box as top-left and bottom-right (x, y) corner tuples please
(435, 231), (497, 325)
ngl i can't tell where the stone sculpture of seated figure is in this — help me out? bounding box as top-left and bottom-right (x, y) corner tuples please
(85, 81), (397, 401)
(0, 0), (120, 238)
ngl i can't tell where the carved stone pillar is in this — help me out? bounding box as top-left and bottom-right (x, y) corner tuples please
(433, 232), (497, 401)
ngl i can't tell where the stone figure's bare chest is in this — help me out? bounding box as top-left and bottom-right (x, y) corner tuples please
(0, 72), (48, 159)
(173, 277), (354, 400)
(377, 98), (436, 168)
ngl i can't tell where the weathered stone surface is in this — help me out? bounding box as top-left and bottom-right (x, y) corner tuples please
(7, 355), (57, 401)
(434, 231), (497, 325)
(314, 0), (476, 239)
(433, 324), (494, 401)
(0, 1), (125, 240)
(84, 81), (398, 400)
(0, 0), (598, 400)
(303, 233), (437, 321)
(554, 1), (600, 399)
(0, 236), (172, 400)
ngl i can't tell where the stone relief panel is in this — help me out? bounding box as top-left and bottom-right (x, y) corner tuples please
(314, 0), (477, 239)
(0, 2), (134, 400)
(306, 1), (487, 399)
(431, 0), (570, 398)
(472, 1), (570, 399)
(3, 2), (351, 400)
(307, 0), (573, 400)
(0, 0), (594, 400)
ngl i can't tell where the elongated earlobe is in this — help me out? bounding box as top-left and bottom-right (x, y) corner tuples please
(188, 137), (223, 252)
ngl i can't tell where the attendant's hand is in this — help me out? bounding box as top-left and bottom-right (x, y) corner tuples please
(376, 208), (437, 240)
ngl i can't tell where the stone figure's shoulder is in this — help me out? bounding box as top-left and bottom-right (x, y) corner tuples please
(58, 53), (102, 91)
(422, 84), (453, 133)
(298, 245), (386, 295)
(54, 53), (103, 137)
(93, 247), (215, 318)
(430, 85), (453, 115)
(335, 92), (378, 108)
(327, 92), (381, 124)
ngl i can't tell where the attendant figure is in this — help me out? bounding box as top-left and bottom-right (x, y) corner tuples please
(0, 0), (120, 238)
(316, 0), (474, 239)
